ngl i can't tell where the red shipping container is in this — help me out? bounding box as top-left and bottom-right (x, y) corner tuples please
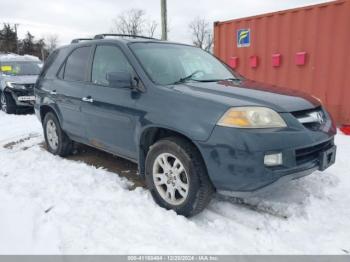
(214, 0), (350, 125)
(272, 54), (281, 67)
(228, 56), (239, 69)
(250, 55), (258, 68)
(340, 125), (350, 135)
(295, 52), (307, 66)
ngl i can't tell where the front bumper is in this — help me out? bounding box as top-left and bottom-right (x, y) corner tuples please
(8, 88), (35, 107)
(196, 118), (336, 195)
(218, 165), (319, 198)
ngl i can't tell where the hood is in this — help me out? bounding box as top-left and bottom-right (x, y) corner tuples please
(173, 79), (320, 113)
(2, 75), (38, 85)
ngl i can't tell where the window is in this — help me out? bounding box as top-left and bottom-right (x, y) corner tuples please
(0, 61), (42, 76)
(63, 46), (91, 82)
(130, 43), (237, 85)
(92, 45), (132, 86)
(41, 50), (59, 77)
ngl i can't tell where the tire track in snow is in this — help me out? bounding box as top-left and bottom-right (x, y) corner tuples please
(0, 132), (339, 222)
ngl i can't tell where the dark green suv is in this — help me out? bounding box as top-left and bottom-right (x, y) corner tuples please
(34, 34), (336, 217)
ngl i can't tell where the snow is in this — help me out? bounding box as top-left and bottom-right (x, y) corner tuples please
(23, 55), (41, 61)
(0, 111), (349, 254)
(0, 53), (41, 62)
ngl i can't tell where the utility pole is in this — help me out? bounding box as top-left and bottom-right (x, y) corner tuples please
(14, 24), (19, 54)
(161, 0), (168, 40)
(41, 47), (45, 62)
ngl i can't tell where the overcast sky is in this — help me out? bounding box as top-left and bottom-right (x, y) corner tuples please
(0, 0), (331, 46)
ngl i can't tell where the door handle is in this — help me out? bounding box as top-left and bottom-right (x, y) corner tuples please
(50, 90), (57, 95)
(82, 96), (94, 103)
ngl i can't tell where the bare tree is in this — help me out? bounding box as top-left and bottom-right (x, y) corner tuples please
(146, 20), (158, 38)
(112, 9), (145, 35)
(45, 34), (59, 53)
(189, 17), (213, 52)
(112, 9), (159, 38)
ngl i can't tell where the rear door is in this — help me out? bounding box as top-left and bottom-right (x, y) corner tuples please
(54, 45), (92, 140)
(81, 44), (138, 159)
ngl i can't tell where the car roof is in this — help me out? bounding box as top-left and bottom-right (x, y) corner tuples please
(0, 53), (41, 63)
(64, 34), (193, 49)
(59, 39), (193, 53)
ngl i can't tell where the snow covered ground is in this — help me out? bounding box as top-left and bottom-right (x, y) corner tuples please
(0, 111), (349, 255)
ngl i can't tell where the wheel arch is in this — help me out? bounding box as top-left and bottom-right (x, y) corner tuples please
(39, 104), (62, 125)
(138, 126), (208, 178)
(0, 88), (16, 113)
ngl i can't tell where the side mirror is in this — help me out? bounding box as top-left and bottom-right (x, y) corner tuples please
(106, 71), (132, 89)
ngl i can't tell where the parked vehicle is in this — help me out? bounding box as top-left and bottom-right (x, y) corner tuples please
(0, 53), (42, 114)
(34, 34), (337, 217)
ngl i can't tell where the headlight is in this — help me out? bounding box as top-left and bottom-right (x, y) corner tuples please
(217, 107), (287, 128)
(5, 81), (26, 90)
(5, 81), (14, 88)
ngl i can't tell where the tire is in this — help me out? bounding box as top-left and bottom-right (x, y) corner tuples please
(0, 91), (16, 114)
(145, 137), (214, 217)
(43, 112), (73, 157)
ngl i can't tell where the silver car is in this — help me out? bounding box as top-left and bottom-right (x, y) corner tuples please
(0, 53), (42, 114)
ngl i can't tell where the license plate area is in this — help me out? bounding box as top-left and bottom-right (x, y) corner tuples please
(18, 96), (35, 102)
(319, 145), (336, 171)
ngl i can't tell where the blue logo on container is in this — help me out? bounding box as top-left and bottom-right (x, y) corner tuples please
(237, 29), (250, 47)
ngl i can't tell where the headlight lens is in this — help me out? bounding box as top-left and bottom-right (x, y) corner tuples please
(5, 81), (26, 90)
(5, 81), (14, 88)
(217, 107), (287, 128)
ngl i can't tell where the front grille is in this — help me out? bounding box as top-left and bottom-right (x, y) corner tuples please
(12, 89), (34, 96)
(24, 84), (35, 89)
(291, 107), (326, 131)
(295, 139), (333, 165)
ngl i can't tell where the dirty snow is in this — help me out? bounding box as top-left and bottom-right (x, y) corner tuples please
(0, 111), (349, 254)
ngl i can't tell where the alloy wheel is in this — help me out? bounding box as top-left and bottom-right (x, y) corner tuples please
(152, 153), (189, 205)
(46, 119), (59, 150)
(0, 93), (7, 112)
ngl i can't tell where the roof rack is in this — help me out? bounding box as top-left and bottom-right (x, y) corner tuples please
(93, 34), (158, 40)
(71, 38), (93, 44)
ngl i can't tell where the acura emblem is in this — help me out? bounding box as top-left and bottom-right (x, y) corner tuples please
(309, 111), (324, 124)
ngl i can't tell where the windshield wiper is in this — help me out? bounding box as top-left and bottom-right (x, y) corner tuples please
(171, 72), (242, 85)
(190, 78), (241, 83)
(224, 78), (241, 81)
(172, 70), (202, 85)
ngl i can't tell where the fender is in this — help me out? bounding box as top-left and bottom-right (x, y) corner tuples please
(38, 100), (63, 125)
(136, 124), (209, 177)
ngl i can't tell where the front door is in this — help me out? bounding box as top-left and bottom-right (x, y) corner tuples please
(82, 44), (138, 159)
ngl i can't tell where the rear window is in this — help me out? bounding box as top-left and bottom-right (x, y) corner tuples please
(63, 46), (91, 82)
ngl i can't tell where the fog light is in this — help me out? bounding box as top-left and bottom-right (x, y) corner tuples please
(264, 153), (283, 166)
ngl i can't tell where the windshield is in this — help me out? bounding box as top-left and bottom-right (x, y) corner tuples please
(0, 61), (42, 76)
(130, 43), (237, 85)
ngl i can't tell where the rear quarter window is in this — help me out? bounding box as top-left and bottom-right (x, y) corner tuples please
(40, 50), (59, 78)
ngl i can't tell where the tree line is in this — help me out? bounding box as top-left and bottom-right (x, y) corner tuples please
(112, 9), (213, 52)
(0, 10), (213, 59)
(0, 23), (58, 60)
